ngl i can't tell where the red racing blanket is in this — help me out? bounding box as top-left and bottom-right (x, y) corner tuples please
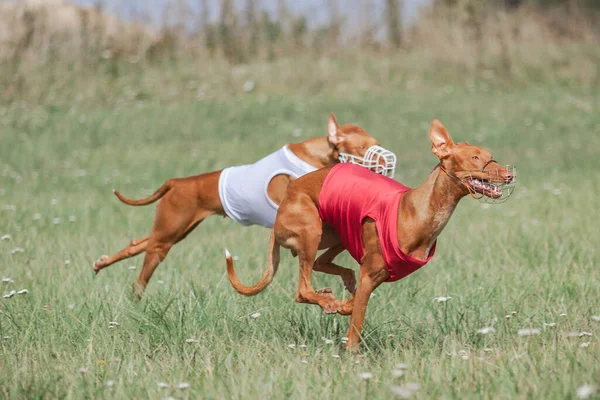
(318, 163), (436, 282)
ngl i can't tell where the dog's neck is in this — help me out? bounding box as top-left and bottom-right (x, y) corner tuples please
(288, 137), (339, 169)
(398, 166), (468, 260)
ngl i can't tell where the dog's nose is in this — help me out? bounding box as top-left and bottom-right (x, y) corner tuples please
(503, 171), (514, 183)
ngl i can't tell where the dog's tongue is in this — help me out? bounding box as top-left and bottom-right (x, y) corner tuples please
(469, 179), (502, 199)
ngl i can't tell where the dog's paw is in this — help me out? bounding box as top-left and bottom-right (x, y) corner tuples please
(319, 298), (343, 314)
(337, 301), (354, 316)
(322, 302), (340, 314)
(92, 255), (109, 273)
(316, 287), (335, 299)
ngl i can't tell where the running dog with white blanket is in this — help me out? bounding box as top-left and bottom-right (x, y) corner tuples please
(92, 113), (396, 298)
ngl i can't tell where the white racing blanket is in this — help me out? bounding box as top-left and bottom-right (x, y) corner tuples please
(218, 146), (317, 227)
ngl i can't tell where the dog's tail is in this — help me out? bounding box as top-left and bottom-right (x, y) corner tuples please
(113, 180), (173, 206)
(226, 230), (280, 296)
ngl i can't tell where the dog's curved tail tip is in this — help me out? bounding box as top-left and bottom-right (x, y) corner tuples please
(226, 231), (280, 296)
(114, 180), (173, 206)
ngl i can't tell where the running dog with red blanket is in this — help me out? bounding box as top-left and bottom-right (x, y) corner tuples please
(226, 119), (516, 350)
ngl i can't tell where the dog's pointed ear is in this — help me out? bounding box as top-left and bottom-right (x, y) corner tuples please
(429, 119), (454, 159)
(328, 113), (344, 145)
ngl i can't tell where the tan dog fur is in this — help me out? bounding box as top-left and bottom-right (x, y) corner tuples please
(93, 113), (383, 298)
(226, 119), (514, 350)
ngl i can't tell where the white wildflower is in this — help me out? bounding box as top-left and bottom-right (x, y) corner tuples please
(392, 369), (404, 378)
(579, 342), (590, 348)
(157, 382), (169, 389)
(128, 265), (136, 270)
(543, 322), (556, 327)
(301, 359), (308, 364)
(1, 234), (11, 241)
(33, 213), (41, 220)
(10, 247), (24, 254)
(106, 380), (114, 388)
(518, 328), (540, 336)
(299, 344), (307, 349)
(287, 344), (296, 349)
(64, 260), (71, 265)
(69, 215), (76, 222)
(511, 311), (518, 316)
(177, 382), (190, 390)
(68, 304), (75, 309)
(185, 338), (199, 343)
(341, 337), (349, 343)
(242, 81), (255, 92)
(576, 384), (597, 399)
(395, 363), (409, 370)
(433, 296), (452, 303)
(510, 353), (524, 361)
(324, 339), (334, 345)
(483, 348), (494, 353)
(568, 332), (592, 337)
(505, 315), (512, 319)
(52, 218), (61, 224)
(477, 327), (496, 335)
(2, 277), (13, 283)
(559, 313), (567, 317)
(332, 354), (340, 359)
(458, 350), (469, 360)
(250, 312), (261, 319)
(390, 383), (420, 398)
(108, 321), (120, 327)
(16, 289), (28, 295)
(358, 372), (373, 380)
(591, 315), (600, 322)
(157, 280), (165, 284)
(3, 290), (16, 298)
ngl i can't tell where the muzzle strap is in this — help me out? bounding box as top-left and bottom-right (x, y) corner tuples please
(439, 164), (483, 200)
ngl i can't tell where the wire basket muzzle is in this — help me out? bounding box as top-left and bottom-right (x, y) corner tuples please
(338, 145), (397, 178)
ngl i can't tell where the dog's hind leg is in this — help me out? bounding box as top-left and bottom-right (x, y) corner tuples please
(132, 202), (214, 298)
(93, 237), (149, 273)
(278, 197), (342, 314)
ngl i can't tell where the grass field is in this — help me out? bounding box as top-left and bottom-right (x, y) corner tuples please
(1, 75), (599, 399)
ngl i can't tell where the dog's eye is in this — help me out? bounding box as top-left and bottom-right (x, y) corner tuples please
(472, 156), (479, 160)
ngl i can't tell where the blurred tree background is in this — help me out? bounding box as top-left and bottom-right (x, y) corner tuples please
(0, 0), (597, 103)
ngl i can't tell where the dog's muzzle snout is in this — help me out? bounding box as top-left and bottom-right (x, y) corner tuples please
(338, 145), (397, 178)
(477, 165), (517, 204)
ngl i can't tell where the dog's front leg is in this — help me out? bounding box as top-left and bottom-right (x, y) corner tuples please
(344, 220), (389, 350)
(313, 244), (356, 293)
(344, 262), (387, 350)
